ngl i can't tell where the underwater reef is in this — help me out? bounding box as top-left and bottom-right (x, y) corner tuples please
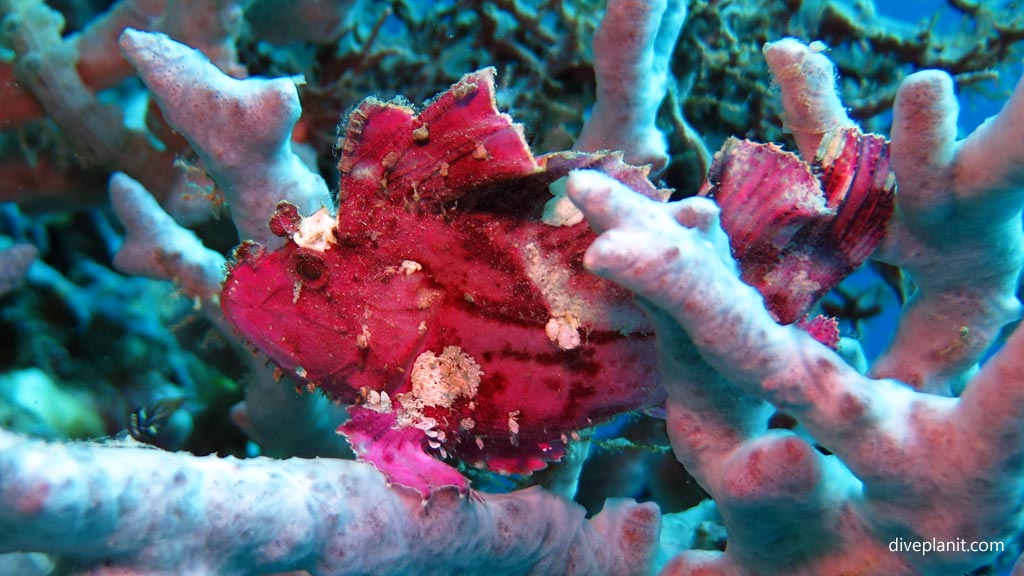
(3, 0), (1024, 574)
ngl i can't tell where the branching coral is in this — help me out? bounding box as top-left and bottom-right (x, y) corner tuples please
(119, 28), (330, 247)
(3, 1), (1024, 575)
(675, 0), (1024, 151)
(565, 36), (1024, 576)
(574, 0), (686, 174)
(0, 0), (179, 209)
(0, 0), (249, 218)
(0, 427), (659, 576)
(766, 36), (1024, 395)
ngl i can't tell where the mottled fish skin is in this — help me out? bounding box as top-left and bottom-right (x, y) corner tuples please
(221, 69), (667, 491)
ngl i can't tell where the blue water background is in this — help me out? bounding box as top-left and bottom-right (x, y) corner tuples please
(879, 0), (1014, 133)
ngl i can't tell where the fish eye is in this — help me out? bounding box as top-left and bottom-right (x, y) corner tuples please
(289, 249), (329, 288)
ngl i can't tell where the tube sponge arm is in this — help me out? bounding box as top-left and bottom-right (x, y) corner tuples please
(575, 0), (686, 175)
(764, 37), (1024, 395)
(0, 427), (659, 575)
(119, 28), (330, 247)
(569, 168), (1024, 575)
